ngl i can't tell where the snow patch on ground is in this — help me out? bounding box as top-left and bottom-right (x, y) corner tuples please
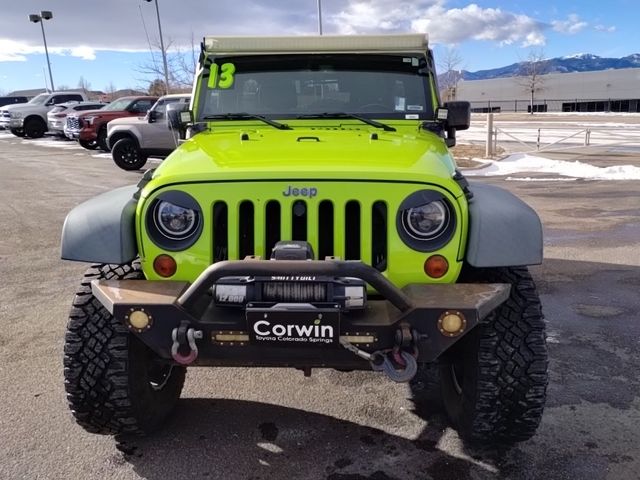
(465, 153), (640, 180)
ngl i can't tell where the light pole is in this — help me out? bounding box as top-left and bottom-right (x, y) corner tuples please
(145, 0), (170, 94)
(29, 11), (55, 92)
(317, 0), (323, 35)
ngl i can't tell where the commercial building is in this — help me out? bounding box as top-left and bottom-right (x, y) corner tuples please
(456, 67), (640, 113)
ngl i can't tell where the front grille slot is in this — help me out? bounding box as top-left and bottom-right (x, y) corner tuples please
(213, 201), (228, 262)
(238, 201), (254, 259)
(318, 200), (334, 260)
(292, 200), (307, 241)
(212, 194), (387, 271)
(265, 201), (281, 259)
(371, 201), (388, 271)
(345, 200), (361, 260)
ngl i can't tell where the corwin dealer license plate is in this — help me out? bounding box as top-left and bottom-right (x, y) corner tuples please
(247, 308), (340, 347)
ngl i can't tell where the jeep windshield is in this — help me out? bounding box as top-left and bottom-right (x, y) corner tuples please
(198, 54), (433, 122)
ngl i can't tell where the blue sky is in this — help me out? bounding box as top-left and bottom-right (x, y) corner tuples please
(0, 0), (637, 94)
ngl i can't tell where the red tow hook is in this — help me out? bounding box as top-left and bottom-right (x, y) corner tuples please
(171, 327), (203, 365)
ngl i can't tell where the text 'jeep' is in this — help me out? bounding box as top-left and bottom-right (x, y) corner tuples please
(61, 34), (548, 443)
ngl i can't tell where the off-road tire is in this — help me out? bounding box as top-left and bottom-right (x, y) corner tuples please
(439, 266), (548, 444)
(24, 117), (46, 138)
(10, 128), (25, 137)
(63, 263), (186, 435)
(79, 138), (99, 150)
(97, 126), (109, 151)
(112, 138), (148, 170)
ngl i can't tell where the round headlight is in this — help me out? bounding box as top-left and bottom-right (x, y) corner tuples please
(396, 190), (456, 252)
(146, 191), (203, 251)
(403, 201), (448, 240)
(154, 201), (199, 240)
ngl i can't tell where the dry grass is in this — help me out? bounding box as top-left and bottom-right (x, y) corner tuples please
(450, 143), (505, 168)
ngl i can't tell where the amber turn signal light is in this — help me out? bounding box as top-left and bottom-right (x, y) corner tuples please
(153, 254), (177, 277)
(424, 255), (448, 278)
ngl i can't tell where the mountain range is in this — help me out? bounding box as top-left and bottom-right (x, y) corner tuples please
(455, 53), (640, 81)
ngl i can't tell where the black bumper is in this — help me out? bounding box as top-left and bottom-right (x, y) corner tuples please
(91, 260), (510, 369)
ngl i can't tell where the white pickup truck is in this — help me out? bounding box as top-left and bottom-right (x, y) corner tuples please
(106, 93), (190, 170)
(0, 91), (88, 138)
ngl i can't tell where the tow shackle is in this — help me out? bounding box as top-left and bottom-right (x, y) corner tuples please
(171, 326), (203, 365)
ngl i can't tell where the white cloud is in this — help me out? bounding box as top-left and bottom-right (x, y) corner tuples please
(551, 14), (588, 34)
(330, 0), (547, 47)
(0, 38), (104, 62)
(595, 24), (616, 33)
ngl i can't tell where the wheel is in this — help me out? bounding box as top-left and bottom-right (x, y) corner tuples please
(112, 138), (148, 170)
(97, 127), (109, 151)
(23, 118), (46, 138)
(10, 128), (25, 137)
(438, 266), (548, 443)
(79, 138), (99, 150)
(64, 263), (186, 435)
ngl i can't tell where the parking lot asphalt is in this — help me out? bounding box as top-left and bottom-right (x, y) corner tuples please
(0, 132), (639, 480)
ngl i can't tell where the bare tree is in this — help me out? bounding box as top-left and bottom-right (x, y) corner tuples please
(137, 35), (198, 94)
(148, 78), (167, 96)
(77, 76), (92, 95)
(516, 49), (549, 114)
(104, 81), (117, 100)
(438, 47), (464, 101)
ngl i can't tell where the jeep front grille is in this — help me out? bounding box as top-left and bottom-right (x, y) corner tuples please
(212, 199), (388, 271)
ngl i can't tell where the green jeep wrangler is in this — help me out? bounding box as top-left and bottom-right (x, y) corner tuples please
(61, 34), (547, 443)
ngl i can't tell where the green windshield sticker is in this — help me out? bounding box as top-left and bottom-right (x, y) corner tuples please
(208, 63), (236, 89)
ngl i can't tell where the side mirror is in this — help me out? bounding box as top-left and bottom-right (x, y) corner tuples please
(442, 101), (470, 130)
(436, 101), (470, 147)
(167, 103), (191, 139)
(148, 110), (157, 123)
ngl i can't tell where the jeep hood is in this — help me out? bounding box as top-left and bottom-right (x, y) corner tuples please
(150, 125), (458, 187)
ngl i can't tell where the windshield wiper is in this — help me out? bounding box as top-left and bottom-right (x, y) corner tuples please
(202, 113), (291, 130)
(296, 113), (396, 132)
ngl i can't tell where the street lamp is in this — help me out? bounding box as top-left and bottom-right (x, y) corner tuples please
(317, 0), (323, 35)
(29, 11), (55, 92)
(145, 0), (170, 94)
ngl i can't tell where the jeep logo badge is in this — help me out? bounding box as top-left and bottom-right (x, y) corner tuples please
(283, 186), (317, 198)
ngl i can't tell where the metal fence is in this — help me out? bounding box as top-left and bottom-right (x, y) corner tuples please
(468, 98), (640, 114)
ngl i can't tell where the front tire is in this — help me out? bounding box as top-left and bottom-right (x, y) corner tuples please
(439, 266), (548, 443)
(10, 128), (25, 137)
(24, 118), (46, 138)
(112, 138), (148, 170)
(97, 126), (109, 151)
(79, 138), (98, 150)
(63, 263), (186, 435)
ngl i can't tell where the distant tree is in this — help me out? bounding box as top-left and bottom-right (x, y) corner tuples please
(57, 84), (70, 91)
(104, 81), (117, 101)
(516, 49), (549, 114)
(77, 76), (92, 95)
(438, 47), (464, 101)
(0, 88), (6, 96)
(148, 78), (167, 96)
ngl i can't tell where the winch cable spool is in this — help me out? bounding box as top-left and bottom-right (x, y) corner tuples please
(263, 281), (326, 302)
(339, 338), (418, 383)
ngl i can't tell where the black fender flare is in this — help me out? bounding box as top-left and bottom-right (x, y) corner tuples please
(107, 131), (140, 151)
(465, 182), (543, 267)
(61, 186), (138, 264)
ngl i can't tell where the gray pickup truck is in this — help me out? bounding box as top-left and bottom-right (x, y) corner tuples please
(106, 93), (190, 170)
